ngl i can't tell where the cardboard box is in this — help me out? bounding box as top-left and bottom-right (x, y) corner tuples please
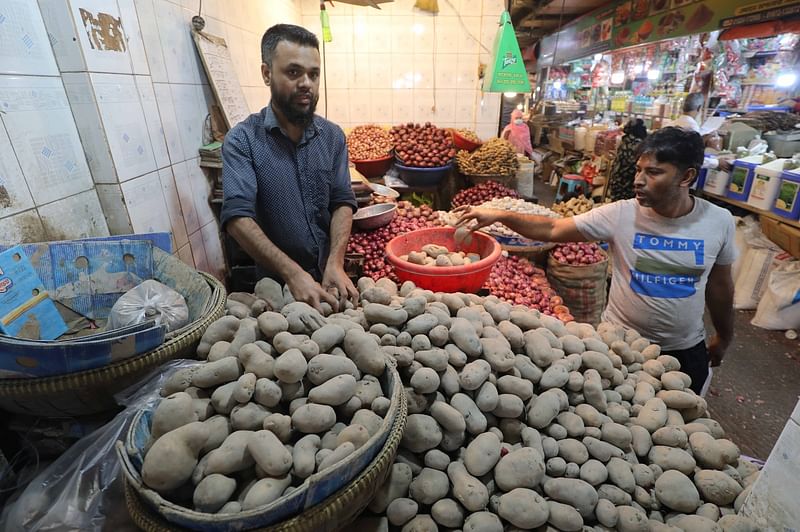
(761, 216), (800, 259)
(0, 246), (68, 340)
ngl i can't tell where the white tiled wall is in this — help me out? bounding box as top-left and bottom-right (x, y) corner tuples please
(297, 0), (503, 139)
(1, 0), (506, 281)
(0, 1), (109, 243)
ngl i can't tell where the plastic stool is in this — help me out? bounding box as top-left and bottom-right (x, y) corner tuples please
(555, 174), (589, 203)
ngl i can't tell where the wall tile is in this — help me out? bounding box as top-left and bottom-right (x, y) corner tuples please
(367, 18), (391, 54)
(326, 88), (349, 125)
(169, 83), (206, 163)
(61, 72), (118, 184)
(349, 88), (371, 125)
(456, 54), (479, 89)
(390, 15), (413, 54)
(91, 72), (157, 181)
(351, 53), (371, 88)
(476, 91), (501, 123)
(412, 14), (434, 54)
(134, 75), (170, 169)
(134, 0), (168, 82)
(369, 53), (393, 90)
(1, 0), (60, 76)
(476, 122), (498, 140)
(392, 89), (413, 123)
(118, 0), (150, 75)
(120, 170), (174, 241)
(188, 228), (209, 273)
(95, 183), (134, 234)
(153, 82), (184, 164)
(482, 0), (505, 17)
(369, 89), (393, 124)
(413, 89), (434, 124)
(158, 166), (189, 249)
(65, 0), (133, 74)
(324, 54), (353, 90)
(434, 17), (460, 54)
(37, 0), (85, 73)
(390, 53), (414, 90)
(434, 55), (459, 90)
(176, 242), (194, 268)
(455, 89), (477, 126)
(325, 16), (353, 55)
(413, 54), (434, 89)
(155, 0), (199, 84)
(37, 189), (110, 240)
(0, 75), (94, 205)
(171, 160), (199, 234)
(0, 122), (36, 218)
(433, 89), (456, 124)
(0, 209), (47, 245)
(187, 159), (215, 228)
(456, 16), (482, 55)
(200, 221), (225, 280)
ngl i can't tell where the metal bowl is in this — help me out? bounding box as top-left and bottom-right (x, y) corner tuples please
(369, 183), (400, 199)
(353, 203), (397, 230)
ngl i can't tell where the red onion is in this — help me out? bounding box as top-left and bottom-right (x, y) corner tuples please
(551, 242), (606, 266)
(451, 181), (519, 209)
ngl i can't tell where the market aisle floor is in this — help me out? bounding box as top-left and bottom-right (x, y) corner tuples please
(537, 177), (800, 461)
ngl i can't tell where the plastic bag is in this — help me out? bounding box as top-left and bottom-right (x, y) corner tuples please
(752, 261), (800, 331)
(108, 279), (189, 332)
(0, 360), (200, 532)
(733, 221), (781, 310)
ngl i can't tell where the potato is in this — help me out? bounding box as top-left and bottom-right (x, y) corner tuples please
(495, 488), (549, 529)
(408, 467), (449, 505)
(607, 457), (636, 493)
(204, 430), (256, 477)
(652, 426), (688, 448)
(337, 423), (370, 449)
(634, 397), (668, 433)
(480, 337), (515, 372)
(459, 359), (491, 390)
(292, 404), (337, 434)
(198, 316), (240, 358)
(616, 505), (649, 531)
(273, 348), (307, 384)
(543, 478), (598, 519)
(306, 354), (360, 385)
(447, 461), (489, 512)
(429, 498), (463, 528)
(526, 389), (562, 428)
(386, 498), (418, 527)
(319, 441), (355, 471)
(241, 475), (291, 510)
(409, 367), (439, 394)
(192, 357), (242, 388)
(343, 329), (386, 376)
(654, 469), (700, 512)
(547, 499), (583, 531)
(463, 511), (502, 532)
(307, 374), (358, 406)
(248, 430), (292, 476)
(670, 514), (722, 532)
(151, 392), (198, 441)
(464, 432), (501, 477)
(689, 432), (740, 470)
(717, 514), (758, 531)
(449, 317), (482, 357)
(231, 402), (270, 431)
(370, 463), (414, 513)
(693, 469), (743, 505)
(494, 447), (546, 491)
(192, 473), (236, 513)
(402, 414), (442, 453)
(142, 422), (208, 492)
(558, 439), (589, 465)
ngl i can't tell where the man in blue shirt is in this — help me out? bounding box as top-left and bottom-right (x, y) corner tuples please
(221, 24), (358, 312)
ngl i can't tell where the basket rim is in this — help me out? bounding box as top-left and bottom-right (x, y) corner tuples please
(0, 272), (225, 395)
(120, 362), (406, 529)
(122, 371), (408, 532)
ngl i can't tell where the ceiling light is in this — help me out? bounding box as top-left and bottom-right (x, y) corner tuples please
(776, 72), (797, 88)
(647, 69), (661, 80)
(553, 80), (562, 90)
(504, 92), (517, 98)
(610, 71), (625, 84)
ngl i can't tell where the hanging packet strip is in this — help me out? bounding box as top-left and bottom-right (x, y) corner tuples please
(0, 246), (68, 340)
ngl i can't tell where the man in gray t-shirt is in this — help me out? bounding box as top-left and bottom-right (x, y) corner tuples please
(456, 128), (736, 393)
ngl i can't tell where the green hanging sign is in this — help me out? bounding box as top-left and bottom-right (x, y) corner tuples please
(483, 11), (531, 94)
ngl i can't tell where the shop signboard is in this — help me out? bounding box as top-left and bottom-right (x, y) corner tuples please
(540, 0), (800, 66)
(539, 4), (616, 66)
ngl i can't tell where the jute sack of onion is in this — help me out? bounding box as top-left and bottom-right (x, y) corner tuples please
(547, 243), (608, 327)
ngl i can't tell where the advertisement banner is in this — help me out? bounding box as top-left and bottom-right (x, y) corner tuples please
(539, 0), (800, 66)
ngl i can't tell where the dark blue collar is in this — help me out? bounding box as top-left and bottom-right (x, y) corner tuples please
(263, 104), (320, 145)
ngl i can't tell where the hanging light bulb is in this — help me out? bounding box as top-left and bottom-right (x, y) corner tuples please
(553, 80), (562, 90)
(647, 69), (661, 80)
(776, 72), (798, 88)
(504, 92), (518, 98)
(610, 71), (625, 85)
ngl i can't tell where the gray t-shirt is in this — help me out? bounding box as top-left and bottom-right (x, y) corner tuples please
(573, 198), (737, 351)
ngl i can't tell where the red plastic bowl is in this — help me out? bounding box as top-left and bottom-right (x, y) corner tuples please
(352, 153), (394, 179)
(386, 227), (501, 293)
(452, 130), (482, 152)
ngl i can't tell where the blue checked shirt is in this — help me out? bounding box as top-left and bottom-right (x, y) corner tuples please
(221, 105), (357, 281)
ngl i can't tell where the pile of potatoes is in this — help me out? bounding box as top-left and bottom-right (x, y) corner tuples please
(402, 244), (481, 268)
(139, 277), (394, 514)
(141, 274), (760, 530)
(342, 279), (759, 531)
(456, 138), (520, 176)
(552, 196), (595, 217)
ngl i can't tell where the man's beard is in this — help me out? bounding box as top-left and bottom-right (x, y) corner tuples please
(272, 87), (318, 126)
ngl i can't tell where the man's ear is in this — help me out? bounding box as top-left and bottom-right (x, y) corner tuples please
(261, 63), (271, 86)
(679, 167), (698, 188)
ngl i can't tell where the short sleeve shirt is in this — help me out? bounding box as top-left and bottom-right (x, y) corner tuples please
(573, 198), (738, 350)
(220, 106), (357, 281)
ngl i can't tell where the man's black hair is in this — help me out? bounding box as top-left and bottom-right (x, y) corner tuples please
(636, 126), (705, 178)
(261, 24), (319, 66)
(623, 118), (648, 140)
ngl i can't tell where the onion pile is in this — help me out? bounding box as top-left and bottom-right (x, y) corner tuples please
(391, 123), (456, 168)
(552, 242), (606, 265)
(347, 201), (442, 281)
(454, 128), (480, 143)
(483, 255), (573, 321)
(476, 197), (559, 238)
(451, 181), (518, 209)
(347, 125), (394, 161)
